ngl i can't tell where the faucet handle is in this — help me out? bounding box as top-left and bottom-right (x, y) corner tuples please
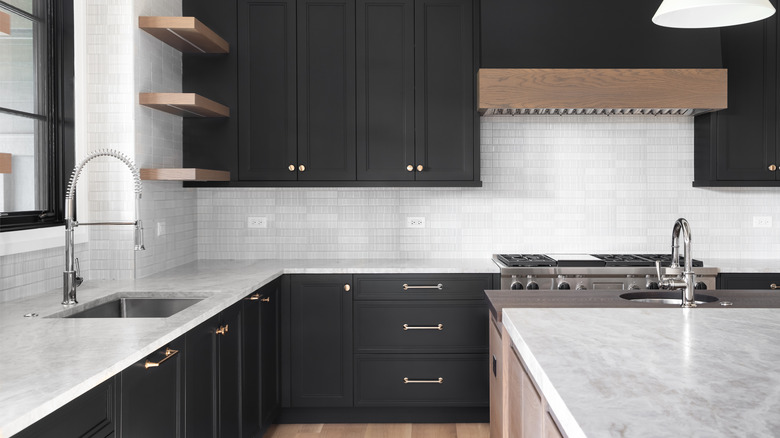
(75, 258), (83, 287)
(655, 260), (662, 282)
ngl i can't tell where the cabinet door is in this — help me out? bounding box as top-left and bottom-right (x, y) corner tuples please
(356, 0), (415, 181)
(414, 0), (474, 181)
(121, 338), (184, 438)
(489, 318), (504, 438)
(715, 8), (777, 181)
(185, 316), (219, 438)
(297, 0), (356, 181)
(289, 274), (353, 407)
(219, 303), (243, 438)
(238, 0), (298, 181)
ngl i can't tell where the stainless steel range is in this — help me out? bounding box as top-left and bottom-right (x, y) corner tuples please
(494, 253), (719, 291)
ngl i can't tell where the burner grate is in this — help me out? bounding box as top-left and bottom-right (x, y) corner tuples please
(497, 254), (556, 267)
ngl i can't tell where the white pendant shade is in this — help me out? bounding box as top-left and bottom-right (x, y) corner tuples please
(653, 0), (776, 28)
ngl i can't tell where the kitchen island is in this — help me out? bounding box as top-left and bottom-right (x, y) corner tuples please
(497, 303), (780, 437)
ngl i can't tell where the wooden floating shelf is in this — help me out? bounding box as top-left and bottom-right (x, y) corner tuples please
(139, 93), (230, 118)
(138, 16), (228, 53)
(0, 11), (10, 36)
(0, 153), (11, 174)
(140, 168), (230, 182)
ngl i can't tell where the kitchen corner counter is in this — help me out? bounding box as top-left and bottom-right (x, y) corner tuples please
(502, 307), (780, 437)
(0, 258), (497, 437)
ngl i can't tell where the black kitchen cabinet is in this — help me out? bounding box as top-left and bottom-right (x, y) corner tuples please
(237, 0), (297, 181)
(243, 279), (281, 437)
(286, 274), (353, 407)
(120, 338), (185, 438)
(694, 0), (780, 186)
(718, 273), (780, 290)
(184, 315), (219, 438)
(15, 378), (116, 438)
(218, 302), (244, 438)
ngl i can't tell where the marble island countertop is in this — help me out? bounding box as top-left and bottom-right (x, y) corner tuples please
(502, 307), (780, 437)
(0, 258), (497, 437)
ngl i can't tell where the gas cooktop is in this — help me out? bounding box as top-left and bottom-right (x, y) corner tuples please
(496, 253), (704, 268)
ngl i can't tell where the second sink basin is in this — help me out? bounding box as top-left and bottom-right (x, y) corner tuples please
(620, 291), (719, 305)
(63, 297), (203, 318)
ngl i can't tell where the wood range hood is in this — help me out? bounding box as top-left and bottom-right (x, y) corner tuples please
(478, 69), (727, 116)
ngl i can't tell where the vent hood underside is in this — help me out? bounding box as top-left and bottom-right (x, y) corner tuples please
(478, 69), (727, 116)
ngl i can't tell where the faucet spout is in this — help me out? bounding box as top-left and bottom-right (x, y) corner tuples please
(63, 149), (144, 305)
(669, 218), (695, 307)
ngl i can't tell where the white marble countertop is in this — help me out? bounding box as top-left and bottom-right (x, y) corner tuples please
(502, 307), (780, 438)
(706, 258), (780, 273)
(0, 258), (497, 437)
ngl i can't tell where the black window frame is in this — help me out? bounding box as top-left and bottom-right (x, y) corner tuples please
(0, 0), (74, 232)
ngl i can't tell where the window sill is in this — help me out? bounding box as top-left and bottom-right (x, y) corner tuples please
(0, 226), (87, 257)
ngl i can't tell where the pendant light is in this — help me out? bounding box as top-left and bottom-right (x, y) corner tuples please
(653, 0), (776, 28)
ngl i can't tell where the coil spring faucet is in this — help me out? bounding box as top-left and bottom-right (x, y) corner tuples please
(63, 149), (145, 305)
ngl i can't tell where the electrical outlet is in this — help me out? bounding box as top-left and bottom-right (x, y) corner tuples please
(753, 216), (772, 228)
(248, 216), (268, 229)
(406, 217), (425, 228)
(156, 221), (166, 236)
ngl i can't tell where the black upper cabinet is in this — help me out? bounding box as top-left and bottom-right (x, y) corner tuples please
(415, 0), (474, 181)
(694, 4), (779, 186)
(238, 0), (297, 181)
(297, 0), (357, 181)
(356, 0), (415, 181)
(480, 0), (721, 68)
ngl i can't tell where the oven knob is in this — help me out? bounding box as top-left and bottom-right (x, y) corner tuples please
(627, 283), (641, 291)
(646, 281), (660, 290)
(576, 282), (587, 290)
(695, 282), (708, 290)
(510, 281), (524, 290)
(526, 282), (539, 290)
(558, 282), (571, 290)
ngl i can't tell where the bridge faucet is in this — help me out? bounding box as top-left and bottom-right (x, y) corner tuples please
(654, 218), (696, 307)
(63, 149), (144, 305)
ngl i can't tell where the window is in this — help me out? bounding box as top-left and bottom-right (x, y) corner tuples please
(0, 0), (73, 232)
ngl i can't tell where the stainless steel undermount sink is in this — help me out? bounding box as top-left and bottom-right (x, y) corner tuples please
(620, 291), (719, 306)
(50, 295), (205, 318)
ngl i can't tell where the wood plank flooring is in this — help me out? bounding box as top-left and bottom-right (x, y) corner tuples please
(265, 423), (490, 438)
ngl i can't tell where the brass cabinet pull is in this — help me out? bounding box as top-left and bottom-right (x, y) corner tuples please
(299, 164), (306, 172)
(416, 164), (423, 172)
(403, 323), (443, 331)
(403, 283), (443, 291)
(288, 164), (295, 172)
(344, 284), (351, 292)
(771, 283), (778, 290)
(145, 347), (179, 369)
(403, 377), (443, 384)
(216, 324), (229, 335)
(407, 165), (414, 172)
(261, 296), (271, 302)
(770, 164), (777, 171)
(247, 293), (260, 301)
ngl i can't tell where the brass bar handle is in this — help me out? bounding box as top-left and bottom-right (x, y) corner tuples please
(771, 283), (777, 290)
(216, 324), (229, 335)
(403, 377), (443, 384)
(246, 293), (260, 301)
(403, 323), (443, 331)
(261, 296), (271, 302)
(403, 283), (443, 291)
(145, 348), (179, 369)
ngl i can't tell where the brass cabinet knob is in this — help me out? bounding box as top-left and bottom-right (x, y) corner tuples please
(344, 284), (351, 292)
(288, 164), (295, 172)
(407, 165), (414, 172)
(299, 164), (306, 172)
(416, 164), (423, 172)
(770, 164), (777, 172)
(771, 283), (778, 290)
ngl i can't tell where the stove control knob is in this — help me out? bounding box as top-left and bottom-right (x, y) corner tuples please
(646, 281), (660, 290)
(695, 282), (708, 290)
(576, 282), (587, 291)
(558, 282), (571, 290)
(510, 281), (524, 290)
(526, 282), (539, 290)
(627, 283), (641, 291)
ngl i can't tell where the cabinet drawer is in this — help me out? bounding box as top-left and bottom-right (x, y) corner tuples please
(354, 274), (491, 300)
(355, 354), (488, 407)
(719, 273), (780, 290)
(354, 301), (487, 353)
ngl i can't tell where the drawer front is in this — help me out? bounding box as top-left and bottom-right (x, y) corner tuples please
(354, 274), (492, 300)
(355, 354), (489, 407)
(354, 301), (488, 353)
(719, 273), (780, 290)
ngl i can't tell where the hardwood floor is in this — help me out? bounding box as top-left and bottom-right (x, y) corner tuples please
(264, 423), (490, 438)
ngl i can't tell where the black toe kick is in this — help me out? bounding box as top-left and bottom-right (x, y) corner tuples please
(276, 407), (489, 424)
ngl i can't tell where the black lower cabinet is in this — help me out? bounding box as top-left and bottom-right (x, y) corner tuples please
(120, 337), (185, 438)
(15, 377), (116, 438)
(218, 302), (244, 438)
(184, 315), (219, 438)
(718, 273), (780, 290)
(243, 279), (281, 437)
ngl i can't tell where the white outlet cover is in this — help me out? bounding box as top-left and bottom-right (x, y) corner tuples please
(156, 221), (166, 236)
(753, 216), (772, 228)
(248, 216), (268, 229)
(406, 217), (425, 228)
